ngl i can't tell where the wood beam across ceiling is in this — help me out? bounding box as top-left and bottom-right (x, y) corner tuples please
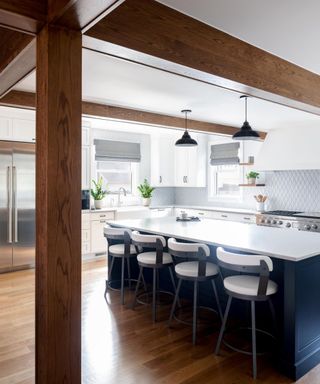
(0, 0), (46, 34)
(85, 0), (320, 116)
(0, 90), (267, 138)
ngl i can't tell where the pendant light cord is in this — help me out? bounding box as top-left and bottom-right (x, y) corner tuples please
(185, 110), (188, 131)
(245, 96), (248, 122)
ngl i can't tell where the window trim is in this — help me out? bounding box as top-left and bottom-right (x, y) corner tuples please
(207, 141), (244, 202)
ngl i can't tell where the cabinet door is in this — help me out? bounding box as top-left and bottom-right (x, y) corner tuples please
(0, 117), (12, 140)
(185, 147), (198, 186)
(82, 146), (90, 190)
(151, 136), (175, 187)
(90, 220), (107, 254)
(174, 147), (188, 186)
(12, 119), (35, 142)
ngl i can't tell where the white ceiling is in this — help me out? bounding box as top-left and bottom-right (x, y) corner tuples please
(158, 0), (320, 75)
(14, 10), (320, 133)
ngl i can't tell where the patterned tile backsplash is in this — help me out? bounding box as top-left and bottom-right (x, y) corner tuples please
(264, 170), (320, 212)
(172, 171), (320, 213)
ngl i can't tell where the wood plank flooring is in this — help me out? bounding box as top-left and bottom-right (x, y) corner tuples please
(0, 258), (319, 383)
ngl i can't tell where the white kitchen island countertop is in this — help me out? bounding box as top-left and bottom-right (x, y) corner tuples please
(108, 217), (320, 262)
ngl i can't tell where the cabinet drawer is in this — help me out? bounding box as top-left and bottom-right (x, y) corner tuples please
(82, 242), (91, 254)
(82, 213), (91, 229)
(82, 229), (90, 242)
(90, 211), (115, 221)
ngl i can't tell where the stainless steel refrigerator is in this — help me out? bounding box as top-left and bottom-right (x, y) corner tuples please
(0, 141), (35, 272)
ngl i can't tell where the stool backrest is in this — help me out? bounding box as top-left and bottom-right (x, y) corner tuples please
(104, 225), (132, 255)
(168, 238), (210, 277)
(131, 231), (166, 265)
(216, 247), (273, 296)
(104, 225), (132, 241)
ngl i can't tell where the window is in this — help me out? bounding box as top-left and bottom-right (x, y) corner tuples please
(211, 164), (241, 198)
(96, 161), (138, 194)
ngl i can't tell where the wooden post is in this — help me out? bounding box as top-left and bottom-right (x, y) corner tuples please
(36, 25), (82, 384)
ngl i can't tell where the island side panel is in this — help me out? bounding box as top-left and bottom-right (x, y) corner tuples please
(283, 255), (320, 380)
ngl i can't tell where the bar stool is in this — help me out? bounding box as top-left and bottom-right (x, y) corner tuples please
(215, 247), (278, 379)
(168, 238), (223, 345)
(131, 231), (177, 322)
(104, 225), (138, 305)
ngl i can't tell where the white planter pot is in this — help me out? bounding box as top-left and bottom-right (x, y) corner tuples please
(142, 197), (151, 206)
(248, 178), (256, 185)
(94, 199), (103, 209)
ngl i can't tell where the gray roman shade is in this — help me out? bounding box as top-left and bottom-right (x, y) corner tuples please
(210, 142), (240, 165)
(94, 139), (141, 162)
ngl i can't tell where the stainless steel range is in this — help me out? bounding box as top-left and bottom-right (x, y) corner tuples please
(256, 210), (320, 232)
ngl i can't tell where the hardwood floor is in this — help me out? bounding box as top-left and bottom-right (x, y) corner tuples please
(0, 258), (319, 383)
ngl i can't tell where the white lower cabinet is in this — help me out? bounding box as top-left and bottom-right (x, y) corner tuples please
(90, 211), (115, 254)
(81, 213), (91, 255)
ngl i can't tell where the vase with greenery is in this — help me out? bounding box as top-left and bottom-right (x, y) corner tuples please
(137, 179), (155, 206)
(246, 171), (260, 185)
(91, 177), (108, 209)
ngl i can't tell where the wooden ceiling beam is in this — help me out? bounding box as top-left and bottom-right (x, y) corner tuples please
(0, 0), (46, 34)
(48, 0), (125, 32)
(85, 0), (320, 115)
(0, 39), (35, 98)
(0, 90), (266, 138)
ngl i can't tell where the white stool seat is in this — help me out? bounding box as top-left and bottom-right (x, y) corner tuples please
(224, 275), (278, 297)
(109, 243), (137, 256)
(137, 252), (172, 265)
(175, 261), (219, 278)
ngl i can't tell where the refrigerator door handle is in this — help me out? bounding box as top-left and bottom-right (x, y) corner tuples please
(13, 166), (18, 243)
(7, 166), (12, 243)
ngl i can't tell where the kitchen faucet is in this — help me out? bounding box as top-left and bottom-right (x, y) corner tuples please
(118, 187), (127, 206)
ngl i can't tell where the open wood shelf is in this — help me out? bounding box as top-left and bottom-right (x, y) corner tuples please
(239, 162), (254, 166)
(239, 183), (265, 187)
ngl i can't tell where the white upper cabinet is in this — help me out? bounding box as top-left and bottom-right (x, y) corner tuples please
(11, 119), (36, 143)
(0, 108), (36, 143)
(151, 134), (175, 187)
(174, 133), (206, 187)
(151, 131), (207, 188)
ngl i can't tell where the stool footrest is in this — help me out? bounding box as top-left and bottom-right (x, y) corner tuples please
(222, 326), (276, 356)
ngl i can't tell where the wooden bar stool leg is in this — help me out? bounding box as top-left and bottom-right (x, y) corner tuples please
(251, 300), (257, 379)
(211, 279), (223, 322)
(215, 296), (232, 355)
(193, 281), (198, 345)
(121, 256), (125, 305)
(168, 278), (182, 326)
(152, 268), (157, 322)
(131, 266), (143, 310)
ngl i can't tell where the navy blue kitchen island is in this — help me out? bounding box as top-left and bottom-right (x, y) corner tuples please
(108, 216), (320, 380)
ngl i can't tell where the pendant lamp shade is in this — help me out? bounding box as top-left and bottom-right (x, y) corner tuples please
(175, 109), (198, 146)
(232, 96), (261, 141)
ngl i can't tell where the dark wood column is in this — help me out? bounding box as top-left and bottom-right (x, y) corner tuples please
(36, 25), (82, 384)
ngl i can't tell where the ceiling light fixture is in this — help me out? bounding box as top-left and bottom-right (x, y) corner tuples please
(175, 109), (198, 146)
(232, 95), (261, 141)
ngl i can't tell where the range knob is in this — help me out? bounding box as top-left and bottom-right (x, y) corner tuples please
(261, 219), (265, 223)
(278, 220), (283, 225)
(286, 222), (291, 228)
(311, 224), (318, 230)
(267, 219), (272, 224)
(304, 224), (311, 231)
(272, 220), (277, 225)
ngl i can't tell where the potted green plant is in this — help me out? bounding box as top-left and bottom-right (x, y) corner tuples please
(246, 171), (260, 185)
(137, 178), (155, 206)
(91, 177), (108, 209)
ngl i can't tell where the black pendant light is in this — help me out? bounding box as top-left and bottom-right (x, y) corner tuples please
(175, 109), (198, 146)
(232, 95), (261, 141)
